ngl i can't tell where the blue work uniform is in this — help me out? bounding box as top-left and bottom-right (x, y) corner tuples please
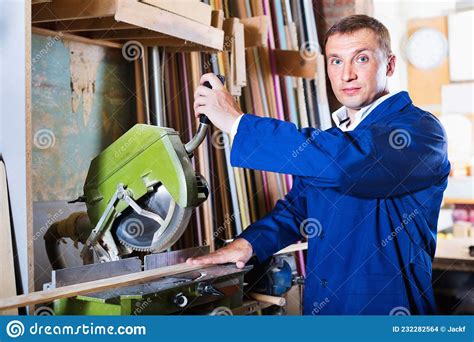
(232, 91), (450, 315)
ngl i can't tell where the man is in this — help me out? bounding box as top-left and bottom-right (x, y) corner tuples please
(188, 15), (450, 315)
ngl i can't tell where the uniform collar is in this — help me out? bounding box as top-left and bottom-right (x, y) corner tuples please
(331, 90), (403, 130)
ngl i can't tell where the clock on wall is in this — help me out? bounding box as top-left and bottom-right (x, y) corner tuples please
(405, 27), (448, 70)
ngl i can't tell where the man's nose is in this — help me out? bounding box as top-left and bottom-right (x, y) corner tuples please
(341, 63), (356, 82)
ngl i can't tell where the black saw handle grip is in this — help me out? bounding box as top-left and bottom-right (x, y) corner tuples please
(200, 74), (225, 125)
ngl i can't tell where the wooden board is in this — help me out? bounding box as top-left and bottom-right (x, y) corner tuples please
(0, 262), (213, 312)
(51, 17), (134, 32)
(32, 0), (117, 23)
(274, 49), (317, 78)
(141, 0), (212, 26)
(223, 17), (238, 50)
(0, 162), (18, 315)
(315, 52), (332, 129)
(87, 29), (169, 40)
(26, 0), (35, 311)
(32, 26), (122, 48)
(115, 0), (224, 51)
(276, 242), (308, 255)
(234, 21), (246, 88)
(32, 0), (224, 51)
(211, 10), (224, 30)
(240, 15), (268, 48)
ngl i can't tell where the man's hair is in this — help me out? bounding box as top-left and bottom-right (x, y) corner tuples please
(324, 15), (392, 56)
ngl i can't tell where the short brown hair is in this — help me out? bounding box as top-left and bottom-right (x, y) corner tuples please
(324, 15), (392, 56)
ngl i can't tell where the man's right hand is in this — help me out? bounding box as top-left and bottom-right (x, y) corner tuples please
(186, 238), (253, 269)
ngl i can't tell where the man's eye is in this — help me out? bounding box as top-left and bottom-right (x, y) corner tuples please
(357, 56), (369, 63)
(331, 59), (342, 65)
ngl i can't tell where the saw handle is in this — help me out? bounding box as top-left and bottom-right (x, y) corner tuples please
(199, 74), (225, 125)
(198, 86), (211, 125)
(199, 113), (211, 125)
(185, 74), (225, 155)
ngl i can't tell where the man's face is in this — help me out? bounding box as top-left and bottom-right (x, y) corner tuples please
(325, 29), (395, 112)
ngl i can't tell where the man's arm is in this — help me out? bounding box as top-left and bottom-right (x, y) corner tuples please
(231, 112), (450, 198)
(187, 177), (306, 266)
(236, 176), (306, 263)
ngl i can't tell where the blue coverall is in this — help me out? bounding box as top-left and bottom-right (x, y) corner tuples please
(232, 91), (450, 315)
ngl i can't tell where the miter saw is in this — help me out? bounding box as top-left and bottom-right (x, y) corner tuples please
(48, 77), (223, 264)
(41, 76), (262, 315)
(42, 75), (297, 315)
(79, 118), (209, 261)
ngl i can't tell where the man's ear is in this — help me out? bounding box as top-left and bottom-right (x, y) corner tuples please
(386, 54), (396, 77)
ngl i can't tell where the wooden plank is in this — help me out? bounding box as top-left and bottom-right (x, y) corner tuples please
(254, 2), (284, 207)
(222, 17), (245, 94)
(164, 45), (220, 53)
(32, 0), (117, 23)
(115, 0), (224, 51)
(134, 58), (146, 124)
(0, 162), (18, 315)
(25, 0), (35, 312)
(444, 198), (474, 205)
(124, 38), (195, 46)
(192, 54), (215, 251)
(32, 27), (122, 49)
(234, 21), (246, 88)
(140, 0), (212, 26)
(275, 242), (308, 255)
(315, 52), (331, 128)
(211, 10), (224, 29)
(0, 262), (214, 311)
(222, 18), (238, 51)
(32, 0), (52, 4)
(87, 28), (168, 40)
(274, 49), (317, 78)
(53, 17), (135, 32)
(240, 15), (268, 48)
(121, 39), (218, 52)
(248, 293), (286, 307)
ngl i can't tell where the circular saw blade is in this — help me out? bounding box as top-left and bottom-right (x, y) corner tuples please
(114, 185), (192, 252)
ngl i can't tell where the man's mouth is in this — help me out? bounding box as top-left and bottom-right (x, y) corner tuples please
(342, 87), (361, 95)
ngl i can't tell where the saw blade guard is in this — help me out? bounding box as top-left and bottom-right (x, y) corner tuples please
(114, 184), (193, 252)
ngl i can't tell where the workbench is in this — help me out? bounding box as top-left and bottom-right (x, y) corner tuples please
(433, 237), (474, 272)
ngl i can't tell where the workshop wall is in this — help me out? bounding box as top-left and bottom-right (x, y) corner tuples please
(31, 34), (135, 202)
(31, 34), (136, 290)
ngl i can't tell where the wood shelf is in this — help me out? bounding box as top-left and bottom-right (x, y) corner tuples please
(240, 15), (268, 48)
(32, 0), (225, 51)
(444, 198), (474, 205)
(274, 49), (319, 79)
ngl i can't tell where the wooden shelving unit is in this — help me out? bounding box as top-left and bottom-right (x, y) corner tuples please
(32, 0), (225, 51)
